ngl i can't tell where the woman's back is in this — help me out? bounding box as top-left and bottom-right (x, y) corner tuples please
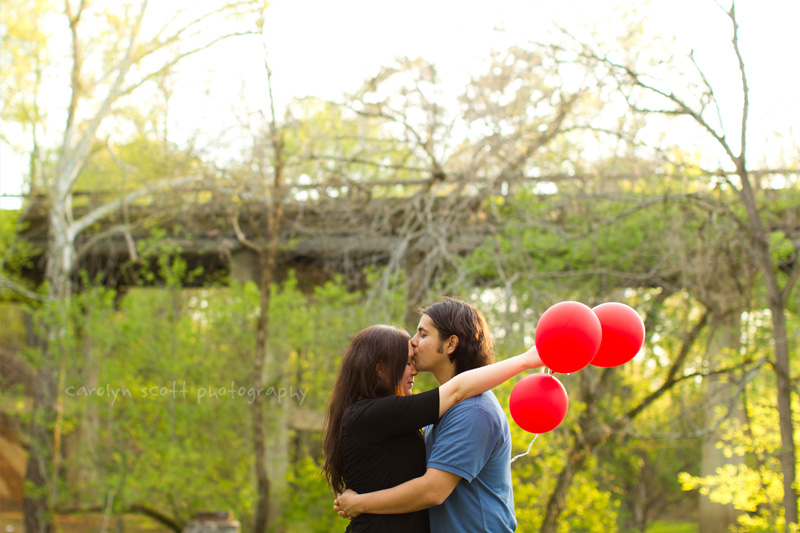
(340, 389), (439, 532)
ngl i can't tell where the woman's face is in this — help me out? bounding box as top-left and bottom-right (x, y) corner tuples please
(399, 342), (418, 396)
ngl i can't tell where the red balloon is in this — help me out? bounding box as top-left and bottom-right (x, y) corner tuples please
(535, 301), (602, 373)
(590, 302), (645, 368)
(509, 373), (569, 433)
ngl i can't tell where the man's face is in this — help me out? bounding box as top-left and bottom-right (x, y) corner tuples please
(410, 314), (448, 372)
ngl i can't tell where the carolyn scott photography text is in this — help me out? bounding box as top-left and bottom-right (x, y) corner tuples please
(64, 381), (308, 406)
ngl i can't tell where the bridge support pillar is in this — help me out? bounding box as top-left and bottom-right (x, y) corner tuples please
(229, 249), (260, 285)
(404, 249), (426, 331)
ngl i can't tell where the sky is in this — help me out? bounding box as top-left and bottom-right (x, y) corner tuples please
(1, 0), (798, 208)
(243, 0), (799, 137)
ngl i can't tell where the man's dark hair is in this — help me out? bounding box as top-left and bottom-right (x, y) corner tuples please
(422, 297), (494, 374)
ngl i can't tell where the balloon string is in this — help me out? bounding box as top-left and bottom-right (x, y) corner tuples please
(510, 434), (538, 463)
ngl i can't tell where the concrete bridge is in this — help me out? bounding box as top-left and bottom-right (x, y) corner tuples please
(8, 190), (495, 506)
(16, 177), (799, 297)
(18, 191), (491, 293)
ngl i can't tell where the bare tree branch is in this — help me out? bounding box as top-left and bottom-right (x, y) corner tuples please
(728, 1), (748, 166)
(104, 141), (136, 174)
(308, 153), (430, 173)
(627, 357), (767, 440)
(230, 213), (259, 251)
(623, 308), (711, 424)
(781, 259), (800, 303)
(0, 274), (46, 302)
(60, 0), (150, 194)
(535, 39), (739, 164)
(71, 177), (202, 237)
(72, 222), (142, 264)
(689, 49), (726, 140)
(118, 31), (259, 100)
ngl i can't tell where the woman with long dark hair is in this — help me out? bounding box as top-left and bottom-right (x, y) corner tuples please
(323, 324), (540, 532)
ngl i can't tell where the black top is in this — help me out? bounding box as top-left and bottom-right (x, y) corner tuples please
(341, 387), (440, 533)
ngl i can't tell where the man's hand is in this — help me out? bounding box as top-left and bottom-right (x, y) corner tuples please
(335, 489), (362, 519)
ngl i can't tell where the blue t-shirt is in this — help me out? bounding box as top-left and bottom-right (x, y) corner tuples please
(424, 390), (516, 532)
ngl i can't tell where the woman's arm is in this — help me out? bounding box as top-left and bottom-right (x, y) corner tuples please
(437, 345), (541, 417)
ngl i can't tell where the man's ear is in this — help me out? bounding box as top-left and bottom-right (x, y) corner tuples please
(376, 363), (385, 378)
(445, 335), (459, 355)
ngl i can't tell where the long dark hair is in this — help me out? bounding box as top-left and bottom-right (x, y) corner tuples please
(323, 325), (410, 494)
(423, 297), (494, 375)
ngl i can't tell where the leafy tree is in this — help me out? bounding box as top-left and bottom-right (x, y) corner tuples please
(679, 307), (800, 532)
(453, 160), (767, 533)
(42, 236), (393, 531)
(533, 3), (800, 528)
(1, 1), (264, 529)
(0, 209), (42, 302)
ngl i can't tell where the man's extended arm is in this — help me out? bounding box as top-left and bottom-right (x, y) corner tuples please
(335, 468), (461, 517)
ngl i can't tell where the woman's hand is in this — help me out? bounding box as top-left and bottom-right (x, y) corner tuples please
(335, 489), (362, 519)
(333, 498), (350, 520)
(523, 345), (542, 369)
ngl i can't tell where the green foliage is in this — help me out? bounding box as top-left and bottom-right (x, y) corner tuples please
(3, 5), (796, 526)
(282, 457), (340, 533)
(510, 431), (620, 533)
(461, 220), (714, 533)
(74, 135), (203, 202)
(0, 209), (41, 300)
(255, 95), (427, 201)
(465, 185), (692, 312)
(558, 469), (620, 533)
(646, 522), (698, 533)
(26, 239), (391, 528)
(678, 399), (800, 533)
(670, 302), (799, 533)
(0, 0), (54, 126)
(771, 230), (796, 272)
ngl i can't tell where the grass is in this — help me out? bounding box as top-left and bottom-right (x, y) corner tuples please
(0, 510), (171, 533)
(646, 521), (698, 533)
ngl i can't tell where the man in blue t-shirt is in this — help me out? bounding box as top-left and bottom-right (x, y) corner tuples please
(335, 298), (526, 532)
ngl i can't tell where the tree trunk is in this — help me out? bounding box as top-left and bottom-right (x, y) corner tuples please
(252, 94), (287, 531)
(232, 244), (272, 530)
(699, 311), (744, 533)
(767, 292), (798, 530)
(540, 447), (589, 533)
(15, 2), (262, 529)
(252, 259), (273, 533)
(738, 167), (798, 530)
(266, 400), (289, 532)
(540, 368), (605, 533)
(259, 230), (289, 533)
(64, 303), (101, 499)
(24, 206), (73, 533)
(23, 366), (57, 533)
(404, 249), (426, 330)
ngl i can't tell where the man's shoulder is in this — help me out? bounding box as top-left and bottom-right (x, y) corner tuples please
(440, 390), (504, 424)
(454, 389), (501, 410)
